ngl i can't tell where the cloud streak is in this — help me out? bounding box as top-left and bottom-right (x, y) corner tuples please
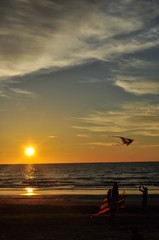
(10, 88), (35, 97)
(114, 77), (159, 95)
(1, 0), (159, 80)
(73, 103), (159, 137)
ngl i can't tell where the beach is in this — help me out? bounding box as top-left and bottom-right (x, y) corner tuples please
(0, 194), (159, 240)
(0, 163), (159, 239)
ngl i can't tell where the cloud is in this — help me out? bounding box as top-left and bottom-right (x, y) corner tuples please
(117, 57), (159, 71)
(0, 84), (35, 99)
(77, 134), (90, 138)
(10, 88), (35, 97)
(0, 0), (159, 81)
(114, 77), (159, 95)
(48, 135), (56, 139)
(0, 91), (8, 98)
(73, 103), (159, 137)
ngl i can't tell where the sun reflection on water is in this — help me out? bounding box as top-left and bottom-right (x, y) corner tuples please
(24, 187), (36, 196)
(25, 164), (35, 181)
(23, 165), (37, 195)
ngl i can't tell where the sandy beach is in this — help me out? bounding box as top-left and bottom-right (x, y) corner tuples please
(0, 194), (159, 240)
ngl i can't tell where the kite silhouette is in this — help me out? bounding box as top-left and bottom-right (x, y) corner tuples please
(111, 136), (134, 146)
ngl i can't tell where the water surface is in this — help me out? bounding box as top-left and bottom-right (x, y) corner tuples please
(0, 162), (159, 195)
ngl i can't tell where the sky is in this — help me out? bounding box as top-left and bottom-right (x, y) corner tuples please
(0, 0), (159, 164)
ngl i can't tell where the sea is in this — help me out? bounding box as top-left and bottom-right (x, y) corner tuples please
(0, 162), (159, 196)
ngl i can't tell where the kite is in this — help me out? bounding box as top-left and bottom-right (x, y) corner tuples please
(111, 136), (134, 146)
(91, 190), (127, 218)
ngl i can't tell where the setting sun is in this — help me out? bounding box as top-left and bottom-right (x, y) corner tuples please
(25, 147), (35, 157)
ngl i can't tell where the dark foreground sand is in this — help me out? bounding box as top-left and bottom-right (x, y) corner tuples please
(0, 194), (159, 240)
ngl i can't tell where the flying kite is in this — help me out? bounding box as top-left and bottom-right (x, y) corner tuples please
(112, 136), (134, 146)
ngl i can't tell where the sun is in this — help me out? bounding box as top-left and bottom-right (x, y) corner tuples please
(25, 147), (35, 157)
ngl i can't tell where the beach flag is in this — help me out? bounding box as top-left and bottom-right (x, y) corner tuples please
(91, 191), (127, 218)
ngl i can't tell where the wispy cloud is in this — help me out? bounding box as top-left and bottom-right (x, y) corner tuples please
(10, 88), (35, 98)
(0, 91), (8, 98)
(0, 0), (159, 80)
(77, 134), (90, 138)
(114, 77), (159, 95)
(73, 103), (159, 137)
(0, 82), (36, 99)
(48, 135), (56, 139)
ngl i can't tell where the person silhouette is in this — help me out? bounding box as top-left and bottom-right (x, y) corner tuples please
(139, 184), (148, 210)
(107, 188), (111, 207)
(109, 182), (119, 227)
(111, 182), (119, 202)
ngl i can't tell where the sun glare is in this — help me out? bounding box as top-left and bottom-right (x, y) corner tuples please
(24, 187), (36, 196)
(25, 147), (35, 157)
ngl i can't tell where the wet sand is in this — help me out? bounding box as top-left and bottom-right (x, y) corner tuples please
(0, 194), (159, 240)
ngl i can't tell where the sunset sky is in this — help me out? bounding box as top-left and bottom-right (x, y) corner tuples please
(0, 0), (159, 164)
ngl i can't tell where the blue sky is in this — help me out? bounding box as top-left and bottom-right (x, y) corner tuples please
(0, 0), (159, 163)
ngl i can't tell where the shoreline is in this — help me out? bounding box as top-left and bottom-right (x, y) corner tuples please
(0, 193), (158, 206)
(0, 187), (159, 196)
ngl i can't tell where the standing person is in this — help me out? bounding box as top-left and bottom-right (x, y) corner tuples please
(109, 182), (119, 227)
(139, 184), (148, 210)
(107, 188), (111, 207)
(91, 182), (126, 223)
(112, 182), (119, 202)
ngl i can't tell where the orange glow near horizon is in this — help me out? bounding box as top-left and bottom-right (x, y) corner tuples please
(0, 140), (159, 164)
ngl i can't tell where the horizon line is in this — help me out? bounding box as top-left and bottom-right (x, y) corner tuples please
(0, 160), (159, 165)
